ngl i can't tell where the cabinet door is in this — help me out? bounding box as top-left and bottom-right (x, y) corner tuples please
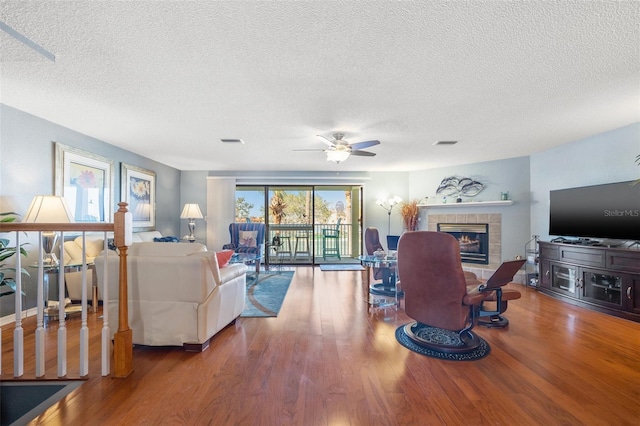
(551, 263), (577, 297)
(581, 268), (623, 308)
(623, 274), (640, 315)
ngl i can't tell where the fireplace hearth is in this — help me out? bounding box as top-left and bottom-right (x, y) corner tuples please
(437, 223), (489, 265)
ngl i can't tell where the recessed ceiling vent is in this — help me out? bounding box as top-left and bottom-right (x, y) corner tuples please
(433, 140), (458, 145)
(220, 139), (244, 144)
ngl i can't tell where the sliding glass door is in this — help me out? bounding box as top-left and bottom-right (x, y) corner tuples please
(234, 185), (362, 265)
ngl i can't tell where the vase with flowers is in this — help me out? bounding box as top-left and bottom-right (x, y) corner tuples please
(400, 200), (420, 232)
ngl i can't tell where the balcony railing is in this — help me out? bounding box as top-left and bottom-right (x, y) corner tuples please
(0, 203), (133, 379)
(267, 223), (358, 261)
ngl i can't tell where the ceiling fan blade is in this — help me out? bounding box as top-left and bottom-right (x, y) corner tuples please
(293, 148), (326, 152)
(349, 140), (380, 150)
(350, 150), (376, 157)
(316, 134), (337, 147)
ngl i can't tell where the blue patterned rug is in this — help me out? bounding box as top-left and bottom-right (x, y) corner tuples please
(395, 323), (491, 361)
(241, 271), (294, 317)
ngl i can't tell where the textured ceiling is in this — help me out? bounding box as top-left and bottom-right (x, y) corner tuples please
(1, 1), (638, 172)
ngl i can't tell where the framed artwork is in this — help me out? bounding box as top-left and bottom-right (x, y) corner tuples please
(55, 142), (115, 222)
(121, 163), (156, 230)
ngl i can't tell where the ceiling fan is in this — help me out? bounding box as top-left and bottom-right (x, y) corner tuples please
(295, 133), (381, 163)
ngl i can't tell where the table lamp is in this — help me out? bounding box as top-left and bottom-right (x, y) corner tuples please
(180, 203), (203, 242)
(23, 195), (74, 265)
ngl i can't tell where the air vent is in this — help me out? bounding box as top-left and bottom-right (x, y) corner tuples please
(221, 139), (245, 144)
(433, 140), (458, 145)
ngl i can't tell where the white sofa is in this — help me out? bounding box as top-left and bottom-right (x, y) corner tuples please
(63, 231), (164, 301)
(94, 242), (246, 351)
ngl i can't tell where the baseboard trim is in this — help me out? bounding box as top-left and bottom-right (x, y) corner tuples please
(0, 307), (37, 327)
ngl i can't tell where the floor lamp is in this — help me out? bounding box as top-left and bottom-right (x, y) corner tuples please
(376, 196), (402, 235)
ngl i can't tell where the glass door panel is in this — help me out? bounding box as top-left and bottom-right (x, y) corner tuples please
(551, 264), (576, 295)
(268, 187), (314, 265)
(234, 187), (265, 223)
(582, 270), (622, 307)
(235, 185), (363, 266)
(314, 186), (361, 264)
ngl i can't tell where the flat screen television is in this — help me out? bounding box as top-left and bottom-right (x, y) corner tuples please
(549, 180), (640, 241)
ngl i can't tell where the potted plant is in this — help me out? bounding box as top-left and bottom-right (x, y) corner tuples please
(0, 212), (28, 298)
(400, 200), (420, 232)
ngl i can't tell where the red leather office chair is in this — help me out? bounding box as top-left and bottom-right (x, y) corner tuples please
(397, 231), (492, 354)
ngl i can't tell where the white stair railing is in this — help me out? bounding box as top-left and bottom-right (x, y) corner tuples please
(0, 214), (130, 379)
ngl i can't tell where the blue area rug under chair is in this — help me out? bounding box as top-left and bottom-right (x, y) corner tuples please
(241, 271), (294, 317)
(395, 323), (491, 361)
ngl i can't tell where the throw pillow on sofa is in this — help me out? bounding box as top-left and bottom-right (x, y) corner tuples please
(215, 250), (235, 268)
(238, 230), (258, 248)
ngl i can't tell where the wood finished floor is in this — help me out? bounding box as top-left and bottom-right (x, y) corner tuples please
(2, 267), (640, 425)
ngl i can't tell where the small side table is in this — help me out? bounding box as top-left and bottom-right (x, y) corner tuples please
(29, 263), (97, 320)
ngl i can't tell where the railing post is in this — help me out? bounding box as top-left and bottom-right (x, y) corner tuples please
(113, 202), (133, 378)
(101, 233), (111, 376)
(13, 231), (24, 377)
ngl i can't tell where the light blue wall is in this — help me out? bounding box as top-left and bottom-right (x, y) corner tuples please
(530, 122), (640, 241)
(3, 102), (637, 318)
(408, 156), (531, 260)
(0, 104), (181, 316)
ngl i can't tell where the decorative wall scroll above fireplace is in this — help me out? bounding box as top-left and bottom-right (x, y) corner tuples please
(438, 223), (489, 265)
(436, 176), (485, 198)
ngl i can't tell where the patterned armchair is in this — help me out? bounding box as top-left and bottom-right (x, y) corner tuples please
(222, 222), (266, 255)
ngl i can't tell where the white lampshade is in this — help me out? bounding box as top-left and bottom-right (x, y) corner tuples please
(180, 203), (203, 219)
(326, 150), (350, 163)
(23, 195), (74, 265)
(23, 195), (74, 223)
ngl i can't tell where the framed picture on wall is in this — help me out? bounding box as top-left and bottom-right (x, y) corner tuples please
(121, 163), (156, 230)
(55, 142), (115, 222)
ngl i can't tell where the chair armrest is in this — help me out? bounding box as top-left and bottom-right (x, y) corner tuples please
(462, 290), (490, 306)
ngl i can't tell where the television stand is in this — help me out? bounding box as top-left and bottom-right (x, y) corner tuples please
(538, 241), (640, 322)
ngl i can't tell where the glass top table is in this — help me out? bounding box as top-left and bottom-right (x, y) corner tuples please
(358, 255), (403, 307)
(230, 253), (262, 278)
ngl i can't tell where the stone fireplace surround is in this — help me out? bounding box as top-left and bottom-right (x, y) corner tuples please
(426, 212), (525, 284)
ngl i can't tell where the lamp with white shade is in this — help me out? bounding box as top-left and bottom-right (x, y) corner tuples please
(180, 203), (203, 242)
(23, 195), (74, 265)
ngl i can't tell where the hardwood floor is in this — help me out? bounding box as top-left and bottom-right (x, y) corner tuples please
(2, 267), (640, 425)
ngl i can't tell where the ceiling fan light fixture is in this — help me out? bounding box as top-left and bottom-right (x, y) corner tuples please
(326, 150), (350, 163)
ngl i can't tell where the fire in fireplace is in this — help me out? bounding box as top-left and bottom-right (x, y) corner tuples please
(437, 223), (489, 264)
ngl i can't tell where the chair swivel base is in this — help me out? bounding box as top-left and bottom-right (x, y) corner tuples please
(403, 321), (483, 354)
(476, 288), (520, 328)
(478, 314), (510, 328)
(369, 283), (404, 297)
